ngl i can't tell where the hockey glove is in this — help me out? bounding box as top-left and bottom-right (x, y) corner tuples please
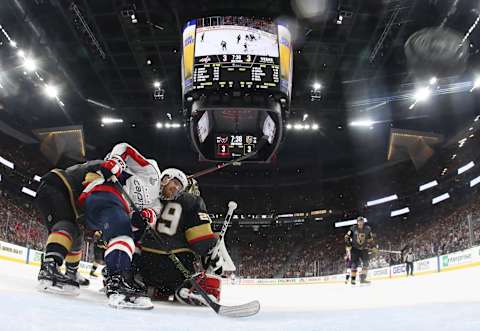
(201, 252), (223, 276)
(99, 156), (126, 181)
(131, 208), (157, 230)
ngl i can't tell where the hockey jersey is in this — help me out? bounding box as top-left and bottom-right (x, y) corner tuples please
(346, 224), (373, 250)
(140, 192), (217, 257)
(79, 143), (161, 213)
(41, 160), (103, 219)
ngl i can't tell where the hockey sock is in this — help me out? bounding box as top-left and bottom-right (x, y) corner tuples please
(65, 251), (81, 275)
(45, 231), (73, 266)
(346, 274), (350, 281)
(104, 236), (135, 275)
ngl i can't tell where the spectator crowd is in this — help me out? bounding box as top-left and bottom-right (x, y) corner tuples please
(1, 132), (479, 279)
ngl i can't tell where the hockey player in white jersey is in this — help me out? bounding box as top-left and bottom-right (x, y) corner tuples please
(80, 143), (161, 309)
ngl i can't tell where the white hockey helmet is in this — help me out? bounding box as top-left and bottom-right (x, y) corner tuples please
(160, 168), (188, 200)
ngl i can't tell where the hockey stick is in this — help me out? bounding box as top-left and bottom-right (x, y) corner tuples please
(370, 248), (402, 254)
(378, 249), (402, 254)
(208, 201), (237, 267)
(188, 135), (269, 179)
(111, 179), (260, 317)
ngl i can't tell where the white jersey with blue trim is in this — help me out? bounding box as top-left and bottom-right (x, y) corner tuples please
(107, 143), (162, 214)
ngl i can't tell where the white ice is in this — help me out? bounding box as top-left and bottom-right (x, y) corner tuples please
(1, 259), (479, 331)
(195, 27), (278, 57)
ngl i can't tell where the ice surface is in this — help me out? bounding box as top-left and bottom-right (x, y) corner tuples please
(1, 259), (479, 331)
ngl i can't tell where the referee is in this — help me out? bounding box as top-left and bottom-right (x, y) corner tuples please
(404, 249), (415, 276)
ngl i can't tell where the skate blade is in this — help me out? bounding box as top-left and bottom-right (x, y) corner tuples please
(108, 294), (154, 310)
(37, 280), (80, 296)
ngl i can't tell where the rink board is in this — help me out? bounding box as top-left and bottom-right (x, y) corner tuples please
(2, 240), (480, 284)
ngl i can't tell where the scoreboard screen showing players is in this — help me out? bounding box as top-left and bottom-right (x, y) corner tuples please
(182, 16), (292, 99)
(215, 134), (258, 159)
(190, 17), (281, 92)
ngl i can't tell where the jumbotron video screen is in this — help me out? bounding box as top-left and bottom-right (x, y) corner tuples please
(182, 16), (292, 98)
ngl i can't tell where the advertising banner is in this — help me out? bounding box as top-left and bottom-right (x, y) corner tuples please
(0, 240), (27, 262)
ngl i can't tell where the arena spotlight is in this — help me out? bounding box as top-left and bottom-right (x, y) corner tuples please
(471, 77), (480, 92)
(312, 124), (319, 130)
(458, 161), (475, 175)
(335, 218), (368, 228)
(366, 194), (398, 207)
(470, 175), (480, 187)
(17, 49), (25, 58)
(432, 192), (449, 205)
(156, 122), (163, 129)
(391, 207), (410, 217)
(23, 57), (37, 72)
(429, 77), (437, 85)
(0, 156), (14, 169)
(350, 119), (374, 127)
(21, 187), (36, 197)
(9, 40), (17, 48)
(414, 87), (431, 102)
(101, 117), (123, 124)
(419, 180), (438, 191)
(303, 114), (309, 121)
(286, 124), (292, 130)
(310, 82), (322, 101)
(153, 81), (161, 88)
(43, 84), (59, 99)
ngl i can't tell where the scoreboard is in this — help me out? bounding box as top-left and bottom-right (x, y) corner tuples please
(215, 134), (258, 159)
(182, 17), (292, 163)
(193, 54), (280, 91)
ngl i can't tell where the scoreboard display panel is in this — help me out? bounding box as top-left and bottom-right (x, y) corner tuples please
(215, 134), (258, 159)
(190, 17), (281, 93)
(193, 54), (280, 90)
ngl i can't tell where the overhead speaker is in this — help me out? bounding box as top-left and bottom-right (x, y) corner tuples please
(404, 27), (469, 78)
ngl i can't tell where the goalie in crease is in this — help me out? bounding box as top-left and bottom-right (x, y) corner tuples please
(132, 170), (235, 306)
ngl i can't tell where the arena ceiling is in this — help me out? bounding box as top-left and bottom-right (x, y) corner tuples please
(1, 0), (480, 184)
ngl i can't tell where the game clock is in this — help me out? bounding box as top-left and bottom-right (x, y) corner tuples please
(215, 135), (257, 158)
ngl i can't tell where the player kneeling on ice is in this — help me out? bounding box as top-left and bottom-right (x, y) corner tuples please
(80, 143), (161, 309)
(132, 169), (233, 306)
(36, 159), (109, 295)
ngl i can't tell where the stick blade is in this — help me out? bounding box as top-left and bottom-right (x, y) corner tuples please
(217, 300), (260, 318)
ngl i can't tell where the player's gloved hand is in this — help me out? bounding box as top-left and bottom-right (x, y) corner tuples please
(131, 208), (157, 229)
(201, 252), (223, 276)
(100, 156), (126, 180)
(140, 208), (157, 228)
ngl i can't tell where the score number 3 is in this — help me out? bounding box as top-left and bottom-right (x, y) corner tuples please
(155, 202), (182, 236)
